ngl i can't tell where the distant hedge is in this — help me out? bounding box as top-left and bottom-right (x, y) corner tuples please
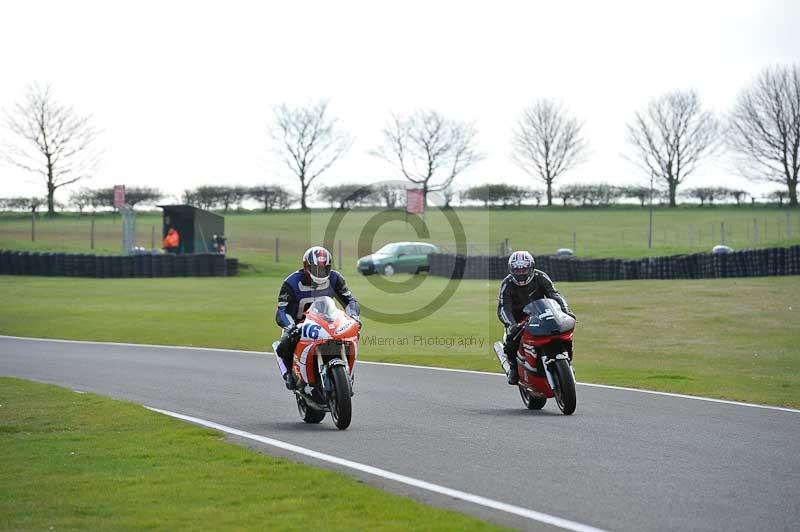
(429, 246), (800, 281)
(0, 251), (239, 278)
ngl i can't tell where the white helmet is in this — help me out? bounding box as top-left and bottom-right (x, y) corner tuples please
(508, 250), (535, 286)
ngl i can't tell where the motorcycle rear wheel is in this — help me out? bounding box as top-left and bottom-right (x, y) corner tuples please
(519, 386), (547, 410)
(552, 359), (577, 415)
(327, 364), (352, 430)
(296, 395), (325, 423)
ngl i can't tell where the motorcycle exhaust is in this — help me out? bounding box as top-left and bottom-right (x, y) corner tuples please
(294, 390), (327, 411)
(493, 341), (511, 375)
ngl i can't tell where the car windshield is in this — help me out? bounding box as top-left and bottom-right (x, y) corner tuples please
(375, 244), (399, 255)
(307, 296), (339, 321)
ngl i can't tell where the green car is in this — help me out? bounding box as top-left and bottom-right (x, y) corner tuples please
(356, 242), (439, 276)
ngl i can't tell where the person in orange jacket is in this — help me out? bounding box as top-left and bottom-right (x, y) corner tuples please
(163, 225), (180, 254)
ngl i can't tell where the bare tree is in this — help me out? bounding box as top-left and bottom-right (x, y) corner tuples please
(372, 110), (483, 205)
(69, 187), (94, 214)
(728, 64), (800, 206)
(683, 186), (730, 206)
(511, 99), (588, 206)
(373, 182), (405, 208)
(270, 100), (352, 210)
(318, 183), (374, 209)
(248, 184), (294, 212)
(1, 85), (100, 216)
(626, 89), (720, 207)
(619, 185), (653, 207)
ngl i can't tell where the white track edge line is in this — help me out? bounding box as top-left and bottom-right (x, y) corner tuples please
(3, 335), (797, 413)
(145, 406), (609, 532)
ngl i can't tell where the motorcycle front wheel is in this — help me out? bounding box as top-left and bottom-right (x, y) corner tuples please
(552, 359), (577, 415)
(519, 386), (547, 410)
(327, 364), (352, 430)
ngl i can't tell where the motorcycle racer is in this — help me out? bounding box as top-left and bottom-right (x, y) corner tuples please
(275, 246), (360, 389)
(497, 250), (574, 385)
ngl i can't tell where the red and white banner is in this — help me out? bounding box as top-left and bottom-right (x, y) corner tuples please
(113, 185), (126, 208)
(406, 188), (425, 214)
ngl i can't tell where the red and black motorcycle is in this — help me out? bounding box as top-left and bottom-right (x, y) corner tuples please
(493, 298), (577, 415)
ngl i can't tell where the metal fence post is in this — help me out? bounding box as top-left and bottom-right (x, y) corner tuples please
(151, 225), (155, 250)
(572, 232), (577, 253)
(721, 221), (725, 245)
(688, 224), (693, 247)
(90, 218), (95, 249)
(275, 237), (280, 262)
(31, 211), (35, 242)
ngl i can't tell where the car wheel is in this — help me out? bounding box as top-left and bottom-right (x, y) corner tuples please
(383, 264), (395, 276)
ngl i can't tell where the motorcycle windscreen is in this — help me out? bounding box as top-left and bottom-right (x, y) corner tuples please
(307, 296), (339, 322)
(523, 298), (575, 336)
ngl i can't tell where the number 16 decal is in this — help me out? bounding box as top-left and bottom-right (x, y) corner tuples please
(302, 323), (321, 339)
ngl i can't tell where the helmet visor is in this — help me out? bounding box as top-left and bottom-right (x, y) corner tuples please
(307, 262), (331, 280)
(511, 267), (532, 285)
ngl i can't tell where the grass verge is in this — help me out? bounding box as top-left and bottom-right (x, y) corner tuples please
(0, 377), (504, 531)
(2, 207), (799, 276)
(1, 275), (798, 408)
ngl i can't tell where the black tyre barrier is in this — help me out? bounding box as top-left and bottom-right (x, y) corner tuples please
(0, 251), (237, 278)
(151, 254), (164, 278)
(161, 254), (175, 277)
(41, 253), (53, 276)
(102, 256), (113, 278)
(30, 252), (42, 276)
(76, 255), (91, 278)
(120, 256), (133, 278)
(20, 252), (32, 275)
(428, 245), (800, 282)
(174, 254), (189, 277)
(53, 253), (66, 277)
(111, 256), (123, 278)
(143, 254), (153, 277)
(211, 253), (226, 276)
(0, 250), (10, 274)
(133, 254), (144, 277)
(225, 258), (239, 276)
(196, 253), (212, 277)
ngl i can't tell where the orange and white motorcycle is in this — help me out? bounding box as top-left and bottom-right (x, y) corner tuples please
(272, 296), (360, 430)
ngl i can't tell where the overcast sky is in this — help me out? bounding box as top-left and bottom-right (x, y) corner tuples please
(1, 0), (798, 203)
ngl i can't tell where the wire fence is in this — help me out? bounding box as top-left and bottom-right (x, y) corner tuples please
(2, 211), (799, 266)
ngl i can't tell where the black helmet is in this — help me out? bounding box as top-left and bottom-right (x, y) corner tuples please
(303, 246), (333, 284)
(508, 250), (535, 286)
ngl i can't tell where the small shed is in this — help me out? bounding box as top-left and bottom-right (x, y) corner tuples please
(158, 205), (225, 254)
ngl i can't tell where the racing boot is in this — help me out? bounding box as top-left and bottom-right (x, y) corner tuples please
(504, 343), (519, 385)
(283, 369), (298, 390)
(276, 326), (299, 390)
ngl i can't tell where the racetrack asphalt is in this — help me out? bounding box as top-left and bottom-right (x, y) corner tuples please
(1, 336), (798, 532)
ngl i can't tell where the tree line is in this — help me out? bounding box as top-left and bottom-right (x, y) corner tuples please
(1, 63), (798, 215)
(0, 179), (788, 215)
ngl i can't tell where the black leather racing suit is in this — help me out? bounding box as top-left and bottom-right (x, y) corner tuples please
(497, 270), (571, 365)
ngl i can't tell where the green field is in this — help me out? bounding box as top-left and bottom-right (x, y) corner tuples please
(2, 206), (799, 276)
(1, 274), (797, 408)
(0, 377), (503, 531)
